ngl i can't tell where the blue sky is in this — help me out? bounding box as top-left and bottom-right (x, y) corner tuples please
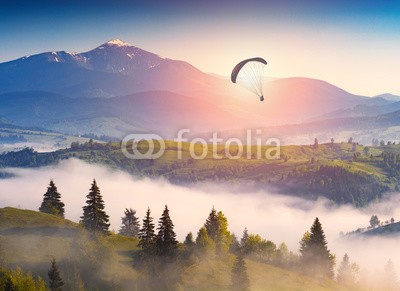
(2, 0), (400, 96)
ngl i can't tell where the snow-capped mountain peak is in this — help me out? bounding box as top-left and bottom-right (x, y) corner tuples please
(104, 39), (130, 47)
(71, 39), (165, 76)
(3, 39), (182, 81)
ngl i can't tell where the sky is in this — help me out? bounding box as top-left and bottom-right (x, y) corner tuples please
(1, 0), (400, 96)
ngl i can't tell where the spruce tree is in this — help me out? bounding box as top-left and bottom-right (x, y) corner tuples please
(384, 259), (399, 290)
(156, 205), (178, 257)
(119, 208), (140, 238)
(215, 211), (233, 254)
(275, 242), (289, 267)
(205, 206), (219, 240)
(138, 207), (156, 255)
(337, 253), (358, 286)
(231, 254), (250, 291)
(204, 207), (232, 254)
(300, 217), (335, 278)
(39, 180), (65, 217)
(195, 227), (215, 254)
(80, 179), (110, 235)
(48, 258), (64, 291)
(337, 254), (351, 283)
(63, 263), (84, 291)
(299, 231), (311, 255)
(184, 232), (195, 249)
(240, 227), (249, 247)
(229, 233), (241, 255)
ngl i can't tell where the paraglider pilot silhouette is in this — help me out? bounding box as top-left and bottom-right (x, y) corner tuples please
(231, 57), (267, 102)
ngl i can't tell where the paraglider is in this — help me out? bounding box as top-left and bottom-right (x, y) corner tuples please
(231, 57), (267, 101)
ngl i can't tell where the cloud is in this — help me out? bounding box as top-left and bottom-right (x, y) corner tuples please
(0, 158), (399, 275)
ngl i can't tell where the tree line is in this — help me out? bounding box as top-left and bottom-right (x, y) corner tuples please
(34, 179), (398, 290)
(278, 164), (388, 207)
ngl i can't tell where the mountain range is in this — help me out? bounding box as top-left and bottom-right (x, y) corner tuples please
(1, 39), (400, 142)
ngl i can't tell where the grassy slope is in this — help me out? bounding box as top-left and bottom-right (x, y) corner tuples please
(0, 140), (388, 205)
(0, 140), (396, 205)
(58, 141), (378, 173)
(0, 207), (140, 287)
(0, 207), (76, 229)
(1, 139), (390, 182)
(54, 141), (395, 193)
(0, 207), (344, 290)
(181, 257), (342, 291)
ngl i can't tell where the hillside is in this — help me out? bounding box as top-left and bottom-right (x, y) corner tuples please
(361, 221), (400, 236)
(259, 77), (390, 125)
(217, 105), (400, 145)
(0, 90), (246, 138)
(0, 207), (141, 290)
(181, 257), (341, 291)
(0, 141), (397, 207)
(0, 207), (76, 229)
(0, 208), (343, 290)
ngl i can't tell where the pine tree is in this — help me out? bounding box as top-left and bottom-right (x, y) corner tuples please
(275, 242), (289, 267)
(299, 231), (311, 255)
(215, 211), (233, 254)
(229, 233), (241, 255)
(337, 253), (358, 286)
(48, 258), (64, 291)
(80, 179), (110, 235)
(204, 207), (232, 255)
(138, 207), (156, 255)
(156, 205), (178, 257)
(196, 227), (215, 254)
(384, 259), (399, 290)
(39, 180), (65, 218)
(240, 227), (249, 247)
(119, 208), (140, 237)
(204, 206), (219, 240)
(300, 217), (335, 278)
(184, 232), (195, 249)
(337, 254), (350, 282)
(231, 254), (250, 291)
(63, 262), (84, 291)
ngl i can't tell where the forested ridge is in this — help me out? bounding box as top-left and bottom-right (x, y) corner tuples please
(0, 141), (400, 207)
(0, 139), (399, 207)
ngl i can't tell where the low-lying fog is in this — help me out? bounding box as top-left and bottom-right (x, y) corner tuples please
(0, 159), (399, 274)
(0, 142), (64, 153)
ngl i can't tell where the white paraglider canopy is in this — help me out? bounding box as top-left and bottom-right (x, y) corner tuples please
(231, 57), (267, 101)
